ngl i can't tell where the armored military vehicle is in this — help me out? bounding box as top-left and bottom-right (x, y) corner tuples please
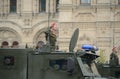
(0, 28), (107, 79)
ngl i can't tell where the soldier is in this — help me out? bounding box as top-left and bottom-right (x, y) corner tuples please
(45, 22), (58, 51)
(109, 47), (119, 67)
(109, 47), (119, 77)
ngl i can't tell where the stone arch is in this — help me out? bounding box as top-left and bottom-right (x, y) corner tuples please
(32, 20), (57, 29)
(0, 27), (21, 47)
(33, 27), (48, 46)
(32, 20), (58, 47)
(0, 21), (23, 36)
(0, 21), (22, 30)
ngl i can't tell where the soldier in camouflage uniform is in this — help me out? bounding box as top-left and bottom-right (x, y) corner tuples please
(109, 47), (119, 77)
(109, 47), (119, 67)
(45, 22), (58, 51)
(49, 28), (57, 51)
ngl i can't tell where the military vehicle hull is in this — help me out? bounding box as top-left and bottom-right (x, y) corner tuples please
(0, 49), (108, 79)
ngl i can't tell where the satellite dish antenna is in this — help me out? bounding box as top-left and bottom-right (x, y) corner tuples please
(69, 28), (79, 52)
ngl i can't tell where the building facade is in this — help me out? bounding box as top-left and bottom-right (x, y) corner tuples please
(0, 0), (120, 61)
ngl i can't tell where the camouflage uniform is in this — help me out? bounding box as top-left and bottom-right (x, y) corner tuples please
(109, 51), (119, 77)
(49, 30), (57, 51)
(45, 23), (58, 51)
(44, 28), (57, 51)
(109, 51), (119, 67)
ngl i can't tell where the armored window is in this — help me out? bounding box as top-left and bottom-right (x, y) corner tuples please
(81, 0), (91, 4)
(39, 0), (46, 12)
(56, 0), (59, 12)
(10, 0), (17, 13)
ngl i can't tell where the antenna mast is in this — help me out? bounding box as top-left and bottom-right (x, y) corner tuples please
(47, 0), (51, 48)
(48, 0), (50, 28)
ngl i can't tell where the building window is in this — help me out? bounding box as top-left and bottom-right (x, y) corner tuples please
(10, 0), (17, 13)
(56, 0), (59, 12)
(39, 0), (46, 12)
(81, 0), (91, 4)
(119, 0), (120, 4)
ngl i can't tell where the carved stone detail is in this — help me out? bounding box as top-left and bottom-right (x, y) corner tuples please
(24, 18), (32, 26)
(22, 28), (32, 36)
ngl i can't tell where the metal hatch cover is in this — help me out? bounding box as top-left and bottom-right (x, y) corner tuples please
(69, 28), (79, 52)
